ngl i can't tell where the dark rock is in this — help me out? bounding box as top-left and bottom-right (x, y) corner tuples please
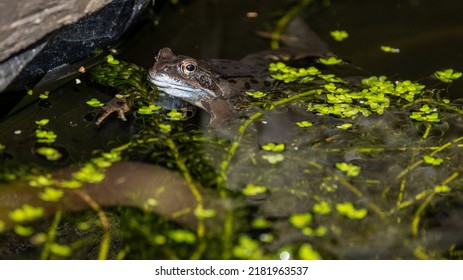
(0, 0), (151, 93)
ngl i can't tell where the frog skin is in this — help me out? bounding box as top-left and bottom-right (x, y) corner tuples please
(147, 47), (318, 127)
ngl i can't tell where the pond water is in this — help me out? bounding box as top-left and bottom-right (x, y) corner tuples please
(1, 0), (463, 260)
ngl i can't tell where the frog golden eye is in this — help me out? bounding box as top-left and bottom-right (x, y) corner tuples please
(181, 61), (197, 74)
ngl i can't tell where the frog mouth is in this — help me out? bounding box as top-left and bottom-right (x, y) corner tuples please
(150, 77), (194, 92)
(147, 74), (212, 106)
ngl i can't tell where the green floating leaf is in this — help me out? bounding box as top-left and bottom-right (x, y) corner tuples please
(194, 207), (216, 219)
(0, 143), (5, 151)
(35, 119), (50, 126)
(106, 54), (120, 65)
(14, 225), (34, 237)
(337, 123), (352, 130)
(335, 162), (361, 177)
(319, 56), (343, 65)
(296, 121), (313, 128)
(35, 129), (57, 144)
(434, 185), (451, 193)
(158, 123), (172, 133)
(262, 154), (284, 164)
(251, 217), (272, 228)
(77, 222), (91, 231)
(36, 147), (62, 161)
(233, 235), (261, 259)
(423, 155), (444, 166)
(167, 109), (184, 121)
(72, 164), (105, 183)
(410, 104), (440, 123)
(380, 45), (400, 53)
(39, 91), (49, 99)
(336, 202), (368, 219)
(29, 174), (53, 188)
(289, 213), (312, 228)
(312, 201), (331, 215)
(137, 104), (161, 115)
(49, 243), (72, 257)
(246, 91), (267, 99)
(167, 229), (196, 244)
(330, 30), (349, 41)
(86, 98), (105, 107)
(9, 204), (45, 223)
(60, 180), (82, 189)
(434, 69), (462, 83)
(269, 62), (320, 83)
(298, 243), (321, 260)
(242, 184), (267, 196)
(302, 226), (327, 237)
(39, 187), (64, 202)
(261, 142), (285, 152)
(153, 235), (166, 245)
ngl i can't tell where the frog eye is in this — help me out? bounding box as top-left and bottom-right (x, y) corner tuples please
(181, 61), (197, 74)
(186, 64), (195, 72)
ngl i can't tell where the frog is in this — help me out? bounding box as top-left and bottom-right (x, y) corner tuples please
(97, 17), (330, 127)
(147, 47), (322, 127)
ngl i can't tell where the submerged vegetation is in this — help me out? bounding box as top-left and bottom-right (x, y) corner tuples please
(1, 0), (463, 260)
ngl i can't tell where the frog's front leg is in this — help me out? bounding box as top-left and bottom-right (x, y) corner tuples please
(96, 94), (131, 126)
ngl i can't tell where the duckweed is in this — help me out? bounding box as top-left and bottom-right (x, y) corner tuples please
(36, 147), (62, 161)
(233, 235), (262, 259)
(167, 229), (196, 244)
(296, 121), (313, 127)
(335, 202), (368, 219)
(261, 142), (285, 152)
(301, 226), (327, 237)
(423, 155), (444, 166)
(289, 213), (312, 228)
(106, 54), (120, 65)
(49, 243), (72, 257)
(298, 243), (321, 260)
(86, 98), (105, 107)
(246, 91), (267, 99)
(14, 225), (34, 237)
(434, 185), (451, 193)
(262, 154), (284, 164)
(137, 104), (161, 114)
(9, 204), (45, 223)
(72, 164), (105, 183)
(194, 207), (216, 219)
(319, 56), (343, 65)
(242, 184), (267, 196)
(35, 129), (57, 144)
(29, 174), (53, 188)
(252, 217), (272, 228)
(380, 45), (400, 53)
(434, 69), (462, 83)
(39, 187), (64, 202)
(59, 180), (82, 189)
(167, 110), (184, 121)
(330, 30), (349, 41)
(335, 162), (361, 177)
(35, 119), (50, 126)
(336, 123), (352, 130)
(312, 201), (331, 215)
